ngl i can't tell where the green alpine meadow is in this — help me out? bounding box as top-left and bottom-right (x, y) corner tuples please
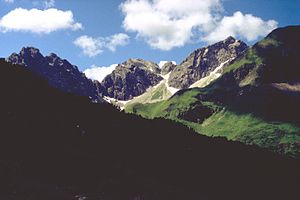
(125, 26), (300, 157)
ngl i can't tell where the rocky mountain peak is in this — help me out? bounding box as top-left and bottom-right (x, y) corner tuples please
(7, 47), (103, 102)
(7, 47), (45, 67)
(168, 37), (248, 89)
(101, 58), (163, 100)
(161, 62), (177, 75)
(20, 46), (40, 56)
(224, 36), (236, 43)
(122, 58), (161, 74)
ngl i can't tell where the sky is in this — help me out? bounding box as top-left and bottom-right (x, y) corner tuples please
(0, 0), (300, 82)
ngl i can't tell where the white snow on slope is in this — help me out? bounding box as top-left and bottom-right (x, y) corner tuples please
(103, 96), (130, 110)
(203, 48), (209, 57)
(189, 59), (232, 88)
(105, 58), (235, 110)
(108, 71), (180, 110)
(162, 72), (179, 95)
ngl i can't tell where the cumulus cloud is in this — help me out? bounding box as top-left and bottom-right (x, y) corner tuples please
(84, 64), (118, 82)
(44, 0), (55, 8)
(120, 0), (221, 50)
(203, 11), (278, 43)
(106, 33), (130, 52)
(74, 33), (130, 57)
(74, 35), (104, 57)
(120, 0), (278, 50)
(0, 8), (82, 34)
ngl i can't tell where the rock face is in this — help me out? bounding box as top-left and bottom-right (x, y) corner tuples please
(7, 47), (102, 102)
(168, 36), (248, 89)
(161, 62), (176, 75)
(101, 38), (248, 102)
(101, 59), (163, 100)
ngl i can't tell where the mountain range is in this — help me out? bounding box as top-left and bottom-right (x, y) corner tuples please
(7, 36), (248, 103)
(101, 36), (248, 103)
(6, 26), (300, 157)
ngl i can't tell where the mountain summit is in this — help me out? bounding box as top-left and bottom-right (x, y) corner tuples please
(168, 36), (248, 89)
(7, 47), (103, 102)
(101, 58), (163, 100)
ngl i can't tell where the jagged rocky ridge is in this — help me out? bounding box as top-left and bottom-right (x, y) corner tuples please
(161, 61), (177, 75)
(168, 36), (248, 89)
(101, 58), (163, 100)
(101, 36), (248, 102)
(6, 37), (248, 104)
(7, 47), (103, 102)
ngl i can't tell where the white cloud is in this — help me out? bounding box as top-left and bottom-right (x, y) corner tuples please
(158, 61), (176, 68)
(84, 64), (118, 82)
(120, 0), (221, 50)
(74, 33), (130, 57)
(120, 0), (278, 50)
(44, 0), (55, 9)
(74, 35), (104, 57)
(0, 8), (82, 34)
(203, 11), (278, 43)
(106, 33), (130, 52)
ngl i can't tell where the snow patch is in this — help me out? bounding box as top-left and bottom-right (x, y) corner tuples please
(103, 96), (130, 110)
(162, 72), (179, 95)
(203, 48), (209, 57)
(104, 70), (179, 110)
(189, 59), (232, 88)
(229, 39), (240, 48)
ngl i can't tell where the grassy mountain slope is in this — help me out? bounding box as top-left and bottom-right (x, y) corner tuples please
(126, 26), (300, 157)
(126, 89), (300, 156)
(125, 80), (172, 105)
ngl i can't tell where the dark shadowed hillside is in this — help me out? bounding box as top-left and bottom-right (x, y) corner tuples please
(0, 59), (299, 200)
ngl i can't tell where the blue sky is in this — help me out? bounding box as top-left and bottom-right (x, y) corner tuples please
(0, 0), (299, 81)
